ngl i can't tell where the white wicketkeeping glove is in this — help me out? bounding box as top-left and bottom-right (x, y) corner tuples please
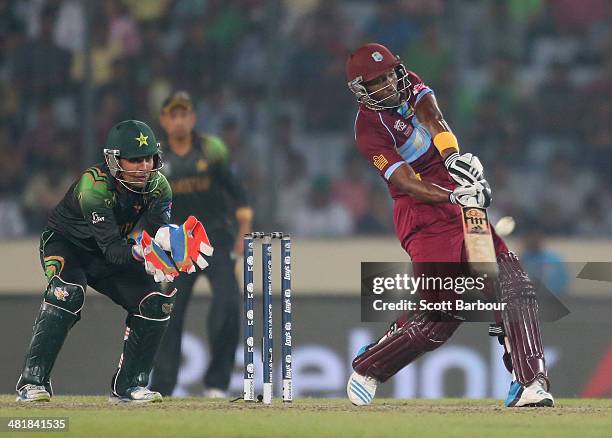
(445, 152), (484, 186)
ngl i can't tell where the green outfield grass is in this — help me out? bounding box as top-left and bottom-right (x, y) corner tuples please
(1, 396), (611, 437)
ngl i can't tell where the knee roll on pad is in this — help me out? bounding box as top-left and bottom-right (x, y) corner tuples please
(44, 276), (84, 315)
(497, 252), (547, 386)
(137, 289), (177, 320)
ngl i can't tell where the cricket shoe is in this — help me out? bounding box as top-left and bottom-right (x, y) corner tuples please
(109, 387), (163, 404)
(347, 371), (378, 406)
(505, 377), (554, 407)
(16, 384), (51, 402)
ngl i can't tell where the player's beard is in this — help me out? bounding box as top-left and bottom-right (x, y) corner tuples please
(386, 91), (401, 107)
(171, 125), (191, 142)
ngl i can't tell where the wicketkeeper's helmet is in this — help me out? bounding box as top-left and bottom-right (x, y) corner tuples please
(103, 120), (164, 193)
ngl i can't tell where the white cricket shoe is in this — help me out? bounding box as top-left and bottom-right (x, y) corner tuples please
(347, 371), (378, 406)
(203, 388), (228, 398)
(505, 377), (554, 407)
(16, 384), (51, 402)
(109, 387), (163, 404)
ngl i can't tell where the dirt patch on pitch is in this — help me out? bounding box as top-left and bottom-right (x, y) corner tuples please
(1, 396), (611, 417)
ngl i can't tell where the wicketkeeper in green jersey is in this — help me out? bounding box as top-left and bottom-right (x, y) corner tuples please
(16, 120), (213, 403)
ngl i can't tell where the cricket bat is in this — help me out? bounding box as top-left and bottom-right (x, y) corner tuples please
(462, 206), (499, 278)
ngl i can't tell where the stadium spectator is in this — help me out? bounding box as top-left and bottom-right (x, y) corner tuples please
(0, 0), (609, 238)
(10, 5), (72, 126)
(289, 175), (354, 237)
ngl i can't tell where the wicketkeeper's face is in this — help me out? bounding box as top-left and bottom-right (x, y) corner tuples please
(119, 156), (154, 188)
(160, 107), (196, 140)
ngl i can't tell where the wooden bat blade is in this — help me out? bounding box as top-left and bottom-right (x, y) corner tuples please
(462, 206), (499, 277)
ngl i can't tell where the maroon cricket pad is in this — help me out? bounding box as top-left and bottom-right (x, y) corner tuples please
(352, 311), (461, 382)
(497, 252), (548, 387)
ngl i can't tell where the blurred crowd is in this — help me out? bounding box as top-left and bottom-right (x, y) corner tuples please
(0, 0), (610, 239)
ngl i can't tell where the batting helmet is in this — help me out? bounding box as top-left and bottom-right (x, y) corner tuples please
(346, 43), (411, 110)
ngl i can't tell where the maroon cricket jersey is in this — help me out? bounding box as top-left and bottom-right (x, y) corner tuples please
(353, 71), (508, 261)
(353, 71), (456, 197)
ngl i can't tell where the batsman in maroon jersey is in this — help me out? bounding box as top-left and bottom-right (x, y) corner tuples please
(345, 43), (554, 407)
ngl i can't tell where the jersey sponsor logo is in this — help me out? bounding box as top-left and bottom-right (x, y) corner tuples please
(135, 132), (149, 147)
(371, 51), (384, 62)
(162, 303), (174, 315)
(171, 176), (211, 194)
(53, 286), (69, 302)
(394, 120), (407, 132)
(91, 211), (105, 224)
(373, 154), (389, 170)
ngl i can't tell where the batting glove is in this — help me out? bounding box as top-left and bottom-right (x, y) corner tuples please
(154, 216), (214, 273)
(132, 231), (179, 282)
(449, 180), (491, 208)
(445, 152), (484, 186)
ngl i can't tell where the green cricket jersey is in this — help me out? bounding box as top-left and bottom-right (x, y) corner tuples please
(161, 133), (248, 239)
(47, 164), (172, 264)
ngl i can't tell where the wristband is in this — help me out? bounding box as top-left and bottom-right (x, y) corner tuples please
(433, 131), (459, 154)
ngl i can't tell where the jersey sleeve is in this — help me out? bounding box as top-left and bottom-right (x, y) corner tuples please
(406, 70), (433, 108)
(141, 174), (173, 233)
(203, 134), (230, 164)
(354, 112), (405, 181)
(76, 170), (134, 265)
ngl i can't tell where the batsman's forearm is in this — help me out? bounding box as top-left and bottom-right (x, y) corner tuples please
(400, 179), (450, 203)
(389, 163), (450, 204)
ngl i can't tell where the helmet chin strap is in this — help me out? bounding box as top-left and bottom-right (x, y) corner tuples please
(363, 89), (403, 111)
(116, 172), (161, 194)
